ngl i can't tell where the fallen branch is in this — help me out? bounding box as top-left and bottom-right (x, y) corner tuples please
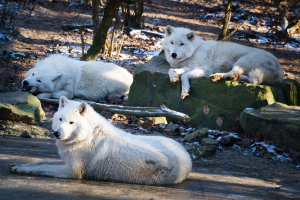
(62, 24), (94, 31)
(38, 98), (190, 123)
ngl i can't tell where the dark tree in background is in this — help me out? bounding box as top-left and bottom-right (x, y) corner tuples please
(276, 0), (300, 36)
(83, 0), (120, 61)
(217, 0), (247, 41)
(83, 0), (144, 61)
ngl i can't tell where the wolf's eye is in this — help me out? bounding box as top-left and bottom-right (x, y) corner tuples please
(180, 43), (184, 46)
(37, 80), (41, 82)
(171, 42), (173, 44)
(59, 118), (62, 121)
(69, 122), (74, 124)
(32, 73), (34, 76)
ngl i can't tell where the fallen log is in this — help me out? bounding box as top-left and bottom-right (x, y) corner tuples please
(38, 97), (190, 123)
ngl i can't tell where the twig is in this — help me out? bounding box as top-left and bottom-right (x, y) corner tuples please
(26, 0), (38, 21)
(109, 21), (117, 58)
(223, 19), (248, 41)
(116, 23), (125, 57)
(79, 26), (85, 60)
(38, 97), (191, 123)
(62, 24), (93, 31)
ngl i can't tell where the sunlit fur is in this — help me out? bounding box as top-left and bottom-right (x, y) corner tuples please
(162, 26), (284, 99)
(10, 97), (192, 185)
(22, 55), (133, 100)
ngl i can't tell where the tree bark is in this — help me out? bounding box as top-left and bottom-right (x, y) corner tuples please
(218, 0), (231, 41)
(83, 0), (120, 61)
(38, 98), (190, 123)
(92, 0), (99, 40)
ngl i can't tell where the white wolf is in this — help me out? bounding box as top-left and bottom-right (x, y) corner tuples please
(9, 96), (192, 185)
(21, 54), (133, 101)
(162, 26), (284, 99)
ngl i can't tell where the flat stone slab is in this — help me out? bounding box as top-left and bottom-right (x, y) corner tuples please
(127, 54), (300, 132)
(0, 91), (45, 125)
(240, 102), (300, 151)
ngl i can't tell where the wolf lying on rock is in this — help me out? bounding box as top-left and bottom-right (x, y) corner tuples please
(162, 25), (284, 99)
(9, 96), (192, 185)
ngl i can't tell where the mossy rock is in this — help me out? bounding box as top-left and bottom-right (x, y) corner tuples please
(127, 54), (300, 132)
(0, 91), (45, 125)
(240, 103), (300, 151)
(184, 129), (208, 143)
(201, 138), (219, 146)
(190, 146), (217, 160)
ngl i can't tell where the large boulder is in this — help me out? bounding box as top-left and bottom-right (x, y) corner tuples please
(127, 54), (300, 132)
(0, 91), (45, 125)
(240, 103), (300, 151)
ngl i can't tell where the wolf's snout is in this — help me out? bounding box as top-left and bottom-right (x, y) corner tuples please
(53, 131), (61, 138)
(171, 53), (177, 59)
(23, 80), (29, 86)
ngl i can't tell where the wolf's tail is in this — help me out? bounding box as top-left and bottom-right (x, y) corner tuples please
(249, 67), (284, 85)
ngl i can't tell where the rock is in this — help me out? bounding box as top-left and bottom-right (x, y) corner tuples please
(126, 54), (300, 132)
(201, 138), (219, 146)
(184, 129), (208, 143)
(166, 123), (179, 134)
(19, 131), (32, 138)
(240, 102), (300, 151)
(190, 146), (217, 160)
(150, 117), (168, 125)
(0, 91), (45, 125)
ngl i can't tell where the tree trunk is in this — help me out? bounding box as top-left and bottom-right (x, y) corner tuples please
(218, 0), (232, 41)
(92, 0), (99, 40)
(83, 0), (120, 61)
(0, 0), (8, 26)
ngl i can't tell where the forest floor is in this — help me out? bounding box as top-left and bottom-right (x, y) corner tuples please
(0, 0), (300, 199)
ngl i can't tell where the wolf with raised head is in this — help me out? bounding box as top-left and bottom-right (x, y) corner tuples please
(21, 54), (133, 101)
(162, 26), (284, 99)
(9, 96), (192, 185)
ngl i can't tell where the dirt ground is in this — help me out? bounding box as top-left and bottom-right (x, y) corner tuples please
(0, 0), (300, 199)
(0, 135), (300, 200)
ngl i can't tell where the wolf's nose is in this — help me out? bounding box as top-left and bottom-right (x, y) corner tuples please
(53, 131), (61, 138)
(171, 53), (177, 59)
(23, 80), (29, 86)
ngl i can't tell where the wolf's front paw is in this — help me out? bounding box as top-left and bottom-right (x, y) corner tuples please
(229, 73), (241, 81)
(8, 164), (20, 174)
(168, 69), (180, 83)
(210, 74), (223, 82)
(36, 93), (52, 99)
(181, 90), (190, 99)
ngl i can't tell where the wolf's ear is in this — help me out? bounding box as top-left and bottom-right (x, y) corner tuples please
(187, 32), (195, 41)
(59, 96), (69, 110)
(78, 102), (89, 117)
(52, 73), (62, 82)
(165, 25), (174, 37)
(36, 59), (41, 65)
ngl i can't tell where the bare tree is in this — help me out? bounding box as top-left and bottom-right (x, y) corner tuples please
(218, 0), (247, 41)
(83, 0), (121, 61)
(276, 0), (300, 36)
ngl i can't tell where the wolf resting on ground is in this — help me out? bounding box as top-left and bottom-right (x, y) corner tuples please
(9, 96), (192, 185)
(162, 25), (284, 99)
(21, 54), (133, 101)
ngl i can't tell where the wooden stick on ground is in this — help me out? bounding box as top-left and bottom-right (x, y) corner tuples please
(38, 97), (190, 123)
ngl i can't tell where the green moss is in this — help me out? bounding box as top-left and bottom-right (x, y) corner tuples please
(127, 55), (300, 132)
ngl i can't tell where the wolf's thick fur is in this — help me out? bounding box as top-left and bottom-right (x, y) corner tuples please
(162, 26), (284, 99)
(9, 97), (192, 185)
(22, 54), (133, 100)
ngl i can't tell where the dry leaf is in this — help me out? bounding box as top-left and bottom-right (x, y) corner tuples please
(216, 115), (225, 127)
(203, 104), (210, 116)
